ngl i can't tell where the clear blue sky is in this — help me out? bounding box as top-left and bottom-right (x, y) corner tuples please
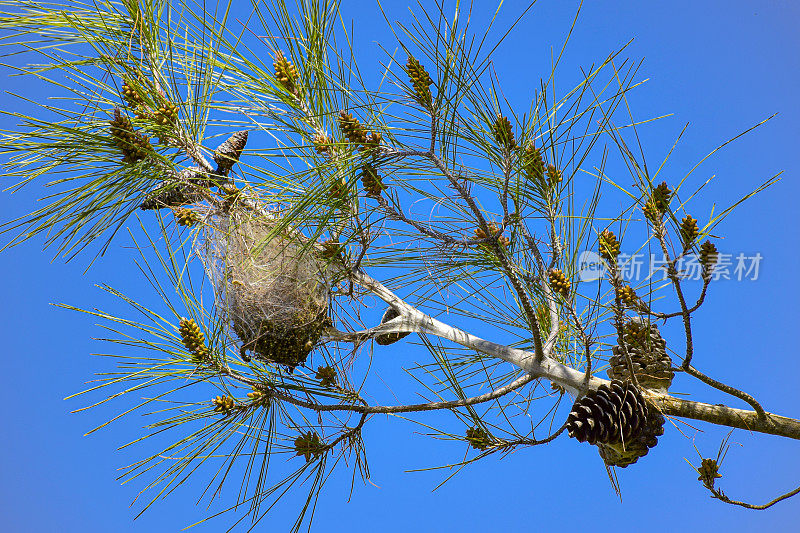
(1, 1), (799, 531)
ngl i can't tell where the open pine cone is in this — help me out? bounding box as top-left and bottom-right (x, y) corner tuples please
(566, 380), (648, 445)
(608, 317), (673, 392)
(597, 408), (666, 468)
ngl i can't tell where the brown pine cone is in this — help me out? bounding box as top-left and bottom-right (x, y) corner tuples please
(566, 380), (648, 445)
(597, 408), (665, 467)
(608, 318), (673, 392)
(375, 307), (411, 346)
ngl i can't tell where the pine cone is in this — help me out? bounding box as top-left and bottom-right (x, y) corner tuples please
(699, 240), (718, 275)
(364, 130), (382, 150)
(548, 269), (570, 298)
(247, 387), (270, 408)
(153, 102), (178, 127)
(491, 115), (515, 150)
(608, 318), (673, 392)
(361, 163), (385, 196)
(617, 285), (639, 308)
(597, 408), (665, 467)
(338, 111), (368, 146)
(546, 164), (562, 186)
(643, 199), (660, 223)
(566, 380), (648, 445)
(319, 240), (343, 261)
(474, 223), (509, 249)
(213, 131), (249, 177)
(121, 80), (144, 107)
(109, 107), (151, 163)
(466, 426), (492, 450)
(697, 458), (723, 489)
(179, 317), (209, 363)
(173, 207), (200, 227)
(273, 50), (299, 93)
(312, 132), (332, 156)
(652, 181), (672, 213)
(599, 229), (620, 264)
(680, 215), (699, 247)
(327, 176), (348, 200)
(375, 307), (411, 346)
(406, 56), (434, 108)
(522, 143), (545, 183)
(212, 395), (236, 413)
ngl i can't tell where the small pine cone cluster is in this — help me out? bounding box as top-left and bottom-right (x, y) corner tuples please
(566, 380), (648, 445)
(642, 199), (659, 223)
(247, 387), (270, 408)
(361, 163), (385, 196)
(697, 458), (723, 489)
(212, 395), (236, 414)
(153, 102), (178, 127)
(474, 223), (510, 248)
(699, 240), (718, 275)
(465, 426), (492, 450)
(597, 408), (665, 468)
(548, 269), (570, 298)
(375, 307), (411, 346)
(363, 130), (382, 150)
(642, 181), (672, 223)
(294, 431), (324, 462)
(337, 111), (382, 151)
(608, 318), (673, 391)
(651, 181), (672, 213)
(521, 143), (545, 182)
(598, 229), (620, 264)
(178, 317), (209, 363)
(121, 80), (145, 107)
(315, 366), (337, 388)
(617, 284), (639, 308)
(273, 50), (299, 93)
(312, 132), (332, 156)
(546, 164), (562, 186)
(338, 110), (368, 146)
(173, 207), (199, 227)
(680, 215), (699, 247)
(109, 108), (151, 163)
(491, 115), (515, 150)
(406, 55), (434, 108)
(213, 131), (249, 177)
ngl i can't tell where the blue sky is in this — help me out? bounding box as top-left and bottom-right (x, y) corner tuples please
(1, 1), (799, 531)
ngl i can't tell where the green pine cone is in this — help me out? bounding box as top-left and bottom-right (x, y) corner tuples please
(491, 114), (515, 150)
(680, 215), (700, 247)
(406, 56), (433, 108)
(599, 229), (620, 264)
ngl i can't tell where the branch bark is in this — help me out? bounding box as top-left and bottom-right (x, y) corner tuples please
(650, 394), (800, 440)
(347, 268), (800, 442)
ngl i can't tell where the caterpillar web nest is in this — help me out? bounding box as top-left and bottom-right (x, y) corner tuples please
(201, 206), (331, 369)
